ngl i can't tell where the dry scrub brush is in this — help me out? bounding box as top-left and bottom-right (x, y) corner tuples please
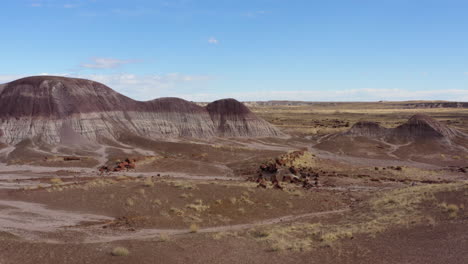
(250, 182), (467, 252)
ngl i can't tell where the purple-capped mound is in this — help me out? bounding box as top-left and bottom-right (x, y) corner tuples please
(0, 76), (284, 144)
(207, 98), (284, 137)
(0, 76), (137, 118)
(344, 114), (461, 142)
(393, 114), (459, 140)
(346, 121), (388, 138)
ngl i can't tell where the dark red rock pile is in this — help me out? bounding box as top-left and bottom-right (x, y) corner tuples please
(99, 158), (136, 174)
(252, 150), (320, 190)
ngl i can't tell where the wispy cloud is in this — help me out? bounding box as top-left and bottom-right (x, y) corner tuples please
(63, 4), (79, 9)
(86, 73), (213, 100)
(0, 73), (214, 101)
(174, 88), (468, 102)
(30, 0), (42, 7)
(1, 74), (467, 102)
(80, 57), (141, 69)
(110, 8), (158, 16)
(29, 0), (84, 9)
(208, 37), (219, 45)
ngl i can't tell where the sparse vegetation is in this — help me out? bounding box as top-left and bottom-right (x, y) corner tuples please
(186, 199), (210, 212)
(50, 178), (63, 185)
(171, 181), (197, 190)
(143, 177), (154, 187)
(440, 203), (460, 218)
(189, 223), (199, 233)
(126, 198), (134, 206)
(250, 183), (466, 252)
(159, 233), (170, 242)
(170, 207), (185, 216)
(111, 247), (130, 256)
(229, 197), (237, 204)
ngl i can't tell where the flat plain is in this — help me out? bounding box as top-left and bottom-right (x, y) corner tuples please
(0, 101), (467, 264)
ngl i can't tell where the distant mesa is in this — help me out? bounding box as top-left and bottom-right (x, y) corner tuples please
(345, 114), (461, 142)
(0, 76), (284, 144)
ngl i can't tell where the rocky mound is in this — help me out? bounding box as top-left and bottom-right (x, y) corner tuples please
(346, 121), (388, 138)
(392, 114), (459, 140)
(254, 151), (320, 190)
(0, 76), (283, 144)
(345, 114), (460, 142)
(207, 99), (283, 137)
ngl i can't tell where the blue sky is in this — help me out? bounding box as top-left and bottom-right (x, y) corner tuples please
(1, 0), (468, 101)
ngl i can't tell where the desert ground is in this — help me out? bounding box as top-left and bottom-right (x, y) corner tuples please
(0, 102), (467, 264)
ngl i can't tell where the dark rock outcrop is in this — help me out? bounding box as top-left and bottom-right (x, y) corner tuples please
(346, 121), (388, 138)
(345, 114), (461, 142)
(0, 76), (284, 144)
(392, 114), (459, 140)
(207, 99), (283, 137)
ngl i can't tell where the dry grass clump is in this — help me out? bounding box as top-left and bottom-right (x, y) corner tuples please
(111, 247), (130, 256)
(185, 214), (203, 223)
(170, 207), (185, 216)
(186, 199), (210, 212)
(143, 177), (154, 187)
(251, 183), (466, 252)
(159, 233), (170, 242)
(286, 151), (317, 168)
(50, 178), (63, 185)
(385, 167), (443, 181)
(212, 231), (238, 240)
(439, 203), (460, 218)
(189, 223), (199, 233)
(239, 194), (255, 205)
(286, 188), (304, 197)
(126, 198), (134, 207)
(171, 181), (197, 190)
(229, 197), (237, 204)
(153, 199), (162, 206)
(251, 223), (323, 252)
(180, 193), (192, 199)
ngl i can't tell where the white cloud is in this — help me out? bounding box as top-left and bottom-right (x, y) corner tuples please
(29, 0), (83, 8)
(30, 2), (42, 7)
(82, 73), (213, 100)
(0, 73), (214, 101)
(464, 72), (468, 76)
(80, 57), (140, 69)
(173, 88), (468, 102)
(208, 37), (219, 45)
(0, 75), (26, 84)
(63, 4), (79, 8)
(1, 74), (467, 102)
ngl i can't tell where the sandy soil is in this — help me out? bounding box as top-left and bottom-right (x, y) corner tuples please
(0, 104), (467, 263)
